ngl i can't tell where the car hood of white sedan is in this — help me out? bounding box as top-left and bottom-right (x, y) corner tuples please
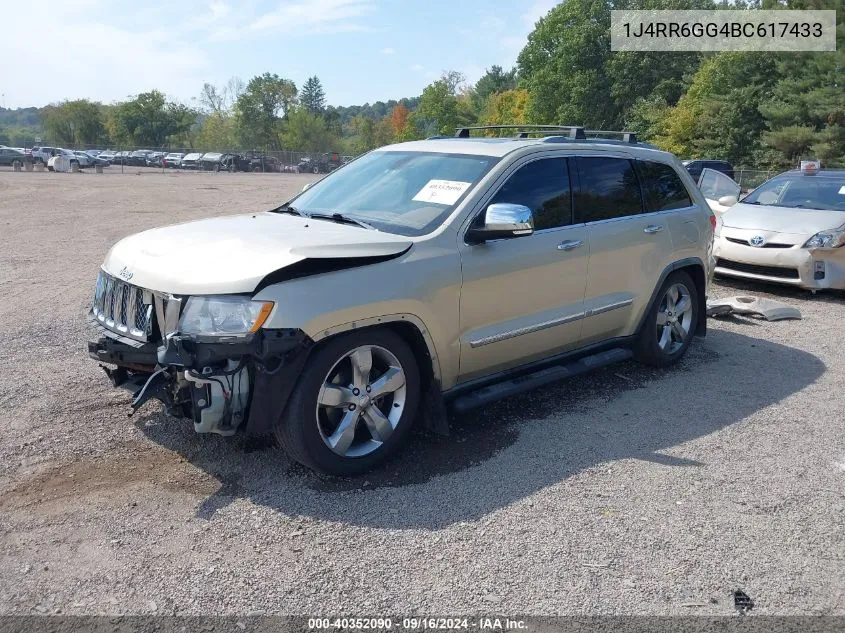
(102, 212), (413, 295)
(721, 202), (845, 235)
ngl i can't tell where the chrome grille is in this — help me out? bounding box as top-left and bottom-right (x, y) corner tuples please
(91, 270), (154, 342)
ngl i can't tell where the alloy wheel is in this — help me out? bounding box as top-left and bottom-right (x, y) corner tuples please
(656, 282), (693, 354)
(316, 345), (407, 458)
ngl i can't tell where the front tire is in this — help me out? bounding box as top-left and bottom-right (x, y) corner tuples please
(275, 329), (420, 476)
(634, 270), (699, 367)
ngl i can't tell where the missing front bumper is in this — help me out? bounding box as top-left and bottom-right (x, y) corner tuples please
(88, 327), (313, 436)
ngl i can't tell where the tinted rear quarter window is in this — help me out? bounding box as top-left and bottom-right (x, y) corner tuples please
(576, 157), (643, 222)
(635, 160), (693, 212)
(488, 157), (572, 230)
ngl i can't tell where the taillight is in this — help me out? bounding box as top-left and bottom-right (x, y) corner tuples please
(709, 213), (717, 231)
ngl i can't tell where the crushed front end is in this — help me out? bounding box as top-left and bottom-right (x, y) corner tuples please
(87, 269), (311, 436)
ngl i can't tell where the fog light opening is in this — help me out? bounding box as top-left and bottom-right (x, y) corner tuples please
(814, 261), (825, 280)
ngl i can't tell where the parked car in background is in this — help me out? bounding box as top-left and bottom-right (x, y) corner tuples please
(181, 152), (202, 169)
(243, 151), (280, 172)
(713, 164), (845, 291)
(73, 151), (109, 168)
(31, 146), (58, 164)
(199, 152), (224, 171)
(0, 147), (33, 167)
(98, 150), (116, 164)
(298, 152), (343, 174)
(219, 153), (250, 172)
(128, 150), (153, 166)
(146, 152), (166, 167)
(87, 126), (713, 475)
(112, 151), (131, 165)
(698, 168), (742, 216)
(46, 148), (80, 171)
(163, 152), (184, 168)
(683, 159), (735, 182)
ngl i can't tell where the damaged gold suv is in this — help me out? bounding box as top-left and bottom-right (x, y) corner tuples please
(88, 125), (715, 475)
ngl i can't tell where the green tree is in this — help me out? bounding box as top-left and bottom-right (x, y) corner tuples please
(652, 53), (779, 164)
(518, 0), (616, 127)
(300, 76), (327, 114)
(40, 99), (106, 146)
(235, 73), (297, 148)
(196, 112), (237, 150)
(471, 65), (517, 112)
(481, 89), (530, 130)
(281, 108), (339, 152)
(109, 91), (196, 147)
(417, 79), (459, 135)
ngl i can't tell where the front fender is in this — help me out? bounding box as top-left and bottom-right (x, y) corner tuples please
(252, 246), (462, 388)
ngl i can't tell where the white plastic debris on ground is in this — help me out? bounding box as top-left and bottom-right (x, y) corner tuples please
(706, 296), (802, 321)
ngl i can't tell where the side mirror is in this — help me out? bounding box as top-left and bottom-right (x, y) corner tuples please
(467, 203), (534, 243)
(302, 182), (313, 192)
(717, 195), (738, 208)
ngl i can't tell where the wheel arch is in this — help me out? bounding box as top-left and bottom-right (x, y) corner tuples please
(637, 257), (707, 337)
(310, 314), (442, 384)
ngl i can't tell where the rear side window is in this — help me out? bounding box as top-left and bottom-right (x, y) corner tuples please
(635, 160), (693, 212)
(576, 157), (643, 222)
(488, 157), (572, 230)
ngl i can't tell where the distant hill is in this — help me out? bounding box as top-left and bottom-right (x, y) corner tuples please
(0, 107), (41, 128)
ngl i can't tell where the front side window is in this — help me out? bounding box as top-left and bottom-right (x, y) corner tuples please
(487, 158), (572, 230)
(576, 157), (643, 222)
(285, 150), (498, 236)
(636, 160), (693, 212)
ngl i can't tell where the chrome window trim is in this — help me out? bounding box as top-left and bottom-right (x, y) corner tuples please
(581, 204), (699, 227)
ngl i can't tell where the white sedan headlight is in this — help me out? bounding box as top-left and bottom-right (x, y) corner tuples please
(804, 229), (845, 249)
(179, 296), (274, 336)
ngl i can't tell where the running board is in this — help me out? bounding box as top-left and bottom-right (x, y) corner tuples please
(450, 348), (633, 414)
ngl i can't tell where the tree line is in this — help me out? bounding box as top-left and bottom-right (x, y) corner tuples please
(1, 0), (841, 168)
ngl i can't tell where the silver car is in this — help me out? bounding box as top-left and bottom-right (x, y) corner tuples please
(88, 126), (714, 475)
(714, 167), (845, 290)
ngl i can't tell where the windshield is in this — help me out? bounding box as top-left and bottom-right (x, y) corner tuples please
(743, 174), (845, 211)
(282, 150), (498, 236)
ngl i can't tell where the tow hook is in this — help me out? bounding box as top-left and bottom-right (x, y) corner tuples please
(129, 368), (170, 416)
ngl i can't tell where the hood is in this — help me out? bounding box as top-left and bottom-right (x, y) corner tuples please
(103, 212), (412, 295)
(722, 202), (845, 235)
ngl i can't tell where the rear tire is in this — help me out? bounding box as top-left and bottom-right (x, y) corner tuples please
(274, 329), (420, 476)
(634, 270), (699, 367)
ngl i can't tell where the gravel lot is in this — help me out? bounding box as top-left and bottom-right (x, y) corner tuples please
(0, 169), (843, 616)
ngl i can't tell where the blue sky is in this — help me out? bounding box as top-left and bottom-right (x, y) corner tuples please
(1, 0), (558, 109)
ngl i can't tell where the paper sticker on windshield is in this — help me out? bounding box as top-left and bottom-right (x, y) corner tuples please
(839, 186), (845, 195)
(412, 180), (472, 205)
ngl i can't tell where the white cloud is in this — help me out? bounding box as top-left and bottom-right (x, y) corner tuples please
(0, 3), (208, 107)
(409, 64), (425, 72)
(0, 0), (382, 107)
(381, 47), (396, 55)
(248, 0), (374, 35)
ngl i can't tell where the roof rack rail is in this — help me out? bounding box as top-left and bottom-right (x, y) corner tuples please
(586, 130), (638, 144)
(455, 125), (587, 139)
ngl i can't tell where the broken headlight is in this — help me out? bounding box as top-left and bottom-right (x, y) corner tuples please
(804, 229), (845, 249)
(178, 296), (274, 337)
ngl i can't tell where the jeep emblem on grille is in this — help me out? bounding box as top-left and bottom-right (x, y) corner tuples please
(749, 235), (765, 247)
(118, 266), (134, 281)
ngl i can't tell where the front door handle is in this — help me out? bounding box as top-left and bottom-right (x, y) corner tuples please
(644, 224), (664, 234)
(557, 239), (583, 251)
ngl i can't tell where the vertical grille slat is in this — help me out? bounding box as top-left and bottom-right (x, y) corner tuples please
(91, 271), (155, 342)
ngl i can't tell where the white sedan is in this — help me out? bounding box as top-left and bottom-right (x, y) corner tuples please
(712, 167), (845, 291)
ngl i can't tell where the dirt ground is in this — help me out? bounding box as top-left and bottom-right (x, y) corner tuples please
(0, 169), (843, 616)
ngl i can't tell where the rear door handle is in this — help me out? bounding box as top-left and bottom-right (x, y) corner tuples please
(557, 239), (583, 251)
(644, 224), (664, 234)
